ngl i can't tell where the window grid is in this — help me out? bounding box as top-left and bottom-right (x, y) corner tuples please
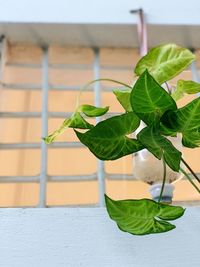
(0, 42), (200, 207)
(0, 44), (136, 208)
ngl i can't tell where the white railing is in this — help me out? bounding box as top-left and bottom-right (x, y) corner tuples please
(0, 41), (200, 207)
(0, 43), (139, 207)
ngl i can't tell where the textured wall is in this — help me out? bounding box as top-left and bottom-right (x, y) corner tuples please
(0, 207), (200, 267)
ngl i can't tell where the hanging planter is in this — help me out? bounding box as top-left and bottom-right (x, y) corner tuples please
(133, 134), (183, 184)
(44, 43), (200, 236)
(133, 131), (184, 202)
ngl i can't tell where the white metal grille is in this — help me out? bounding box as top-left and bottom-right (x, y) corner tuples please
(0, 43), (137, 207)
(0, 41), (200, 207)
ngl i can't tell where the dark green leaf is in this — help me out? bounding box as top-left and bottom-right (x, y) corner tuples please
(105, 195), (185, 235)
(160, 123), (177, 137)
(79, 104), (109, 117)
(75, 112), (143, 160)
(134, 44), (195, 84)
(44, 112), (93, 144)
(172, 80), (200, 101)
(161, 97), (200, 148)
(113, 88), (132, 112)
(130, 70), (177, 125)
(137, 124), (181, 171)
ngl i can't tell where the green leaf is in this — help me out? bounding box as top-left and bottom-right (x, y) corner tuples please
(105, 195), (185, 235)
(43, 112), (93, 144)
(159, 123), (177, 137)
(137, 124), (181, 171)
(181, 130), (200, 148)
(78, 104), (109, 117)
(130, 70), (177, 125)
(172, 80), (200, 101)
(68, 112), (94, 129)
(158, 203), (185, 220)
(134, 44), (195, 84)
(161, 97), (200, 148)
(113, 88), (132, 112)
(75, 112), (143, 160)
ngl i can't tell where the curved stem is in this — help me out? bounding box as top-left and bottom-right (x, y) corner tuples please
(76, 78), (132, 108)
(158, 157), (167, 203)
(181, 157), (200, 184)
(180, 167), (200, 194)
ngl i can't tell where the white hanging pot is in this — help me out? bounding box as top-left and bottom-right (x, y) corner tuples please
(133, 132), (184, 203)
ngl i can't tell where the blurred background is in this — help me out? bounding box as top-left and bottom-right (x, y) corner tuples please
(0, 0), (199, 207)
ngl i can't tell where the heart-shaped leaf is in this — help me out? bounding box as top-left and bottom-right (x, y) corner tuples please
(105, 195), (185, 235)
(44, 112), (93, 144)
(75, 112), (143, 160)
(113, 88), (132, 112)
(134, 43), (195, 84)
(172, 80), (200, 101)
(130, 70), (177, 125)
(161, 97), (200, 148)
(137, 124), (181, 171)
(78, 104), (109, 117)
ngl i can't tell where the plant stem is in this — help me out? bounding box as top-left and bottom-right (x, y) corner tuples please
(158, 157), (167, 202)
(180, 167), (200, 194)
(181, 157), (200, 184)
(76, 78), (133, 108)
(86, 78), (133, 90)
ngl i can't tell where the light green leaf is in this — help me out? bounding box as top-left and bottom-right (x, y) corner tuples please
(43, 112), (93, 144)
(130, 70), (177, 125)
(68, 112), (94, 129)
(75, 112), (143, 160)
(137, 124), (181, 171)
(172, 80), (200, 101)
(44, 119), (70, 144)
(78, 104), (109, 117)
(161, 97), (200, 148)
(113, 88), (132, 112)
(105, 195), (185, 235)
(134, 44), (195, 84)
(158, 203), (186, 220)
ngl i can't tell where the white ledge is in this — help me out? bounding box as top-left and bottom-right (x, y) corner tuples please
(0, 207), (199, 266)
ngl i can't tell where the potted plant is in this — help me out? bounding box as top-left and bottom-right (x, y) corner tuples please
(44, 43), (200, 235)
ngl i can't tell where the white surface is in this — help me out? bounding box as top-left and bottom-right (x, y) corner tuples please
(0, 207), (200, 267)
(0, 0), (200, 47)
(0, 0), (200, 25)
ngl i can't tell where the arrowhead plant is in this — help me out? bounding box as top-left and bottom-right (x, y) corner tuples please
(44, 43), (200, 235)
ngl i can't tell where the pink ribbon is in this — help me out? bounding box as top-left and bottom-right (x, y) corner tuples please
(131, 9), (148, 56)
(137, 9), (148, 56)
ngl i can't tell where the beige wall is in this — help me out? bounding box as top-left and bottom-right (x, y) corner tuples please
(0, 43), (199, 207)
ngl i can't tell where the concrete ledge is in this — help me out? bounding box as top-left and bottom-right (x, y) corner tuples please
(0, 207), (199, 266)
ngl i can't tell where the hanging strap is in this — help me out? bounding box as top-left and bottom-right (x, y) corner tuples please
(130, 8), (148, 56)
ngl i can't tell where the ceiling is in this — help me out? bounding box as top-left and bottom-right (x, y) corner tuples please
(0, 23), (200, 48)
